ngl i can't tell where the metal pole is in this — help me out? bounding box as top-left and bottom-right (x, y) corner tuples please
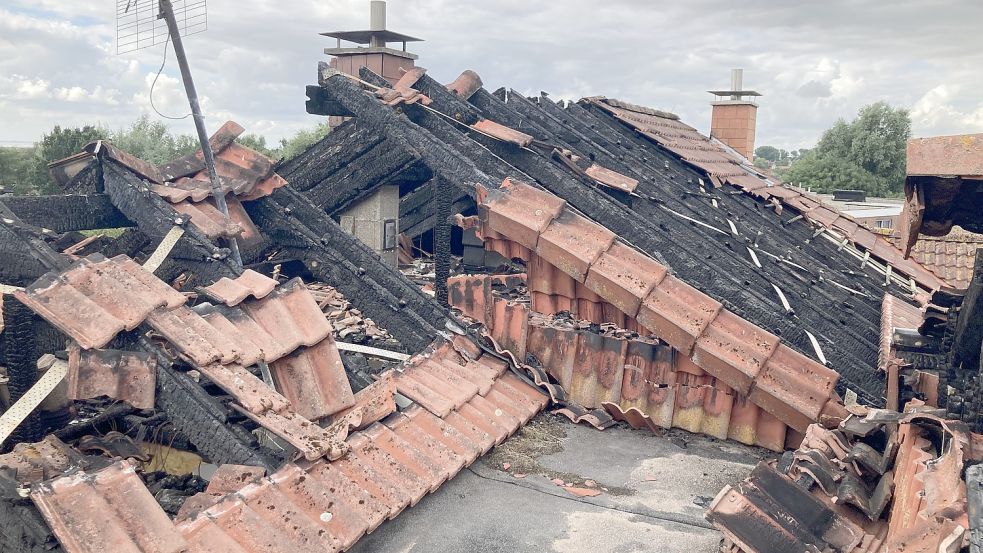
(158, 0), (242, 269)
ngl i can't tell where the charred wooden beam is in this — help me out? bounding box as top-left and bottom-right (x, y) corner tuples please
(0, 194), (130, 233)
(245, 185), (447, 351)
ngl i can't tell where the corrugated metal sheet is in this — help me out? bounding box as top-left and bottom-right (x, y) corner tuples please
(29, 342), (549, 553)
(586, 97), (949, 292)
(14, 254), (187, 349)
(471, 181), (842, 433)
(66, 347), (156, 409)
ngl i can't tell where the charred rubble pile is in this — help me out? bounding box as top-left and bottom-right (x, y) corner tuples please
(0, 58), (980, 553)
(0, 124), (553, 553)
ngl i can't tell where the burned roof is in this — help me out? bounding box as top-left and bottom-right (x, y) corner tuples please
(305, 66), (951, 410)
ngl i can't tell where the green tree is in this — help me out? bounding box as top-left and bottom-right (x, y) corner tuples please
(278, 120), (332, 161)
(780, 102), (911, 196)
(237, 133), (278, 158)
(0, 147), (36, 194)
(754, 145), (780, 163)
(110, 115), (198, 165)
(28, 125), (106, 194)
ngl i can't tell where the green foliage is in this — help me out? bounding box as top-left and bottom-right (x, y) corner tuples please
(781, 102), (911, 197)
(29, 125), (106, 194)
(237, 133), (277, 158)
(755, 145), (780, 163)
(0, 146), (36, 194)
(278, 120), (332, 161)
(109, 115), (198, 166)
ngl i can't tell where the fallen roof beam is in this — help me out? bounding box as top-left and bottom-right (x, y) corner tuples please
(0, 194), (130, 233)
(244, 186), (447, 352)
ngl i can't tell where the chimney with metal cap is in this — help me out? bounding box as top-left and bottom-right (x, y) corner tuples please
(321, 0), (424, 85)
(708, 68), (762, 160)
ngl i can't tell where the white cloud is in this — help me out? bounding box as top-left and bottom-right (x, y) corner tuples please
(1, 0), (982, 149)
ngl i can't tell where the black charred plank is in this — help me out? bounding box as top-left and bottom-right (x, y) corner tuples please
(0, 194), (130, 233)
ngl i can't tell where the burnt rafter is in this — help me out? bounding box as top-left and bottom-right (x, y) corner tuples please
(244, 185), (447, 352)
(0, 194), (131, 233)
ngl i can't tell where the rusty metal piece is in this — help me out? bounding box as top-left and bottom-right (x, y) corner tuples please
(67, 348), (156, 409)
(77, 431), (149, 462)
(199, 270), (277, 306)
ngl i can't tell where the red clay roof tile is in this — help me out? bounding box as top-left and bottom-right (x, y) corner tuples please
(481, 178), (566, 249)
(637, 274), (723, 355)
(471, 119), (534, 148)
(66, 347), (156, 409)
(536, 210), (616, 282)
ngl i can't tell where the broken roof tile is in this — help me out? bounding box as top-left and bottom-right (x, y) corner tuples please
(14, 254), (186, 350)
(584, 240), (668, 318)
(584, 164), (639, 193)
(535, 210), (616, 282)
(239, 278), (333, 358)
(637, 274), (723, 355)
(481, 178), (566, 249)
(31, 461), (190, 553)
(199, 270), (278, 306)
(269, 337), (355, 421)
(446, 70), (483, 100)
(66, 347), (156, 410)
(471, 119), (534, 148)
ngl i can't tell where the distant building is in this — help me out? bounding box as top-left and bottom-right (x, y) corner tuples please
(817, 192), (902, 233)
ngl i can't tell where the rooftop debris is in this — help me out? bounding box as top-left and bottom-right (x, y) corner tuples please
(708, 406), (983, 553)
(0, 55), (981, 553)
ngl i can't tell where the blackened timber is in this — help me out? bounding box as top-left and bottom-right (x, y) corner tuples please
(276, 123), (384, 192)
(245, 186), (446, 351)
(401, 193), (475, 239)
(0, 194), (130, 233)
(434, 178), (452, 304)
(318, 73), (497, 195)
(101, 160), (239, 284)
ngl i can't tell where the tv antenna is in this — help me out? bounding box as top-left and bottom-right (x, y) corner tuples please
(115, 0), (242, 269)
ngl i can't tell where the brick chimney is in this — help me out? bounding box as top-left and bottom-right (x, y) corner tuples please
(708, 69), (761, 160)
(321, 1), (423, 86)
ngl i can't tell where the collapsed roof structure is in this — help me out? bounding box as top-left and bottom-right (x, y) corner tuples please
(1, 13), (982, 552)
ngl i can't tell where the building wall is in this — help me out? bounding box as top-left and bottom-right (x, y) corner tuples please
(339, 185), (400, 266)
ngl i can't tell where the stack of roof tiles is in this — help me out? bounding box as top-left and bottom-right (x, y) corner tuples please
(707, 408), (983, 553)
(14, 254), (357, 461)
(890, 231), (983, 289)
(450, 273), (795, 451)
(460, 178), (847, 437)
(28, 338), (548, 553)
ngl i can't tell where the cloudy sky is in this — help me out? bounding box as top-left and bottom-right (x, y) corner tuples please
(1, 0), (981, 150)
